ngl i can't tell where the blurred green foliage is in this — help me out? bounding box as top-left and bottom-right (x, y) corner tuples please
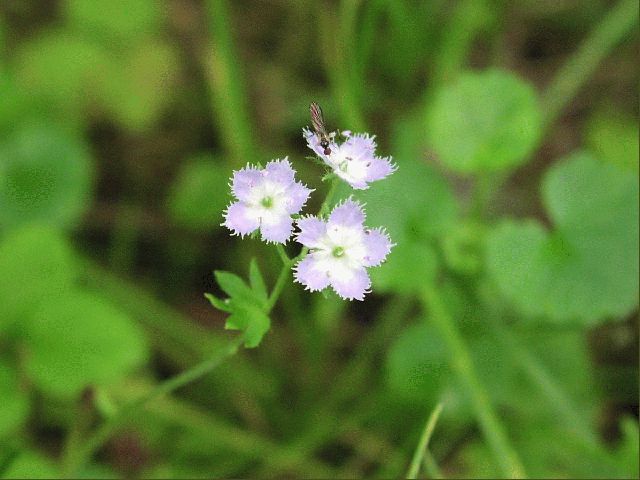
(0, 0), (637, 478)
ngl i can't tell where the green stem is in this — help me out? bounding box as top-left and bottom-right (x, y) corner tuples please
(66, 337), (243, 476)
(276, 244), (290, 265)
(264, 177), (340, 313)
(111, 380), (340, 477)
(407, 403), (444, 479)
(488, 317), (599, 445)
(422, 287), (526, 479)
(540, 0), (638, 131)
(317, 177), (340, 218)
(266, 258), (294, 313)
(203, 0), (257, 165)
(317, 1), (366, 131)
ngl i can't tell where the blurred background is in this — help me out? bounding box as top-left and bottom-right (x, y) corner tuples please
(0, 0), (638, 478)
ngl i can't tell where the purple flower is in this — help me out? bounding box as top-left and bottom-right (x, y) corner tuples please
(303, 129), (396, 190)
(293, 199), (393, 300)
(223, 159), (312, 243)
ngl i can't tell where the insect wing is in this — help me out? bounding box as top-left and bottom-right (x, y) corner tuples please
(309, 102), (328, 137)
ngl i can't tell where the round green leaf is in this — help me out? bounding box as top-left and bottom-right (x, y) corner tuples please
(100, 40), (179, 131)
(24, 292), (148, 398)
(385, 322), (448, 403)
(426, 69), (542, 173)
(486, 152), (639, 324)
(0, 224), (79, 331)
(14, 30), (112, 120)
(0, 124), (93, 230)
(167, 154), (230, 230)
(0, 360), (29, 438)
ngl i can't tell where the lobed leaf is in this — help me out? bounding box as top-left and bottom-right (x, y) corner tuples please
(486, 152), (639, 324)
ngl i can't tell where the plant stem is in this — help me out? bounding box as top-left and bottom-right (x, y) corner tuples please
(266, 257), (294, 312)
(317, 177), (340, 218)
(540, 0), (638, 131)
(407, 402), (444, 479)
(203, 0), (257, 165)
(65, 337), (243, 476)
(110, 380), (340, 477)
(264, 177), (340, 312)
(422, 287), (526, 479)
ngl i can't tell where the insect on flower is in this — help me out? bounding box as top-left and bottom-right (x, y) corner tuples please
(309, 102), (332, 155)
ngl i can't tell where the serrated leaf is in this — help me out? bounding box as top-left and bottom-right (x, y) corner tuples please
(213, 271), (255, 306)
(486, 152), (639, 324)
(224, 304), (270, 349)
(248, 259), (268, 303)
(23, 291), (149, 398)
(210, 268), (271, 347)
(426, 69), (542, 174)
(204, 293), (232, 313)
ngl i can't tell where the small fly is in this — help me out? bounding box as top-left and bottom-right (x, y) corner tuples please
(309, 102), (332, 155)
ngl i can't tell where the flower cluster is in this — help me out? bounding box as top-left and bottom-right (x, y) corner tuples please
(303, 129), (396, 189)
(222, 114), (396, 301)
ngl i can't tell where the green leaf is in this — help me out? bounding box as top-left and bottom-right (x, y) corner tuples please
(248, 259), (268, 303)
(204, 292), (232, 313)
(2, 451), (58, 479)
(585, 108), (639, 173)
(0, 360), (29, 438)
(372, 239), (438, 294)
(613, 417), (639, 478)
(213, 271), (256, 306)
(486, 152), (639, 324)
(0, 224), (79, 331)
(0, 69), (35, 136)
(63, 0), (163, 44)
(0, 123), (94, 230)
(356, 115), (458, 244)
(352, 115), (457, 292)
(210, 267), (271, 348)
(167, 154), (230, 231)
(23, 291), (148, 398)
(225, 304), (270, 349)
(385, 321), (449, 403)
(14, 30), (112, 121)
(426, 69), (542, 174)
(99, 39), (179, 131)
